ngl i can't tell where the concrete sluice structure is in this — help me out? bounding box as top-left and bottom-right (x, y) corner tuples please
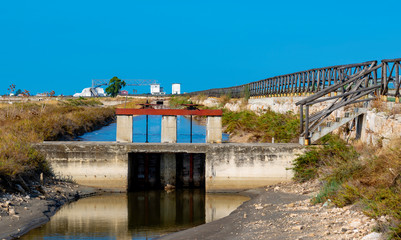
(34, 142), (303, 192)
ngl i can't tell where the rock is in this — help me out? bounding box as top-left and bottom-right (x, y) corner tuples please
(243, 213), (247, 219)
(8, 208), (15, 216)
(164, 184), (175, 191)
(292, 225), (304, 230)
(322, 199), (333, 208)
(15, 184), (26, 195)
(254, 204), (263, 210)
(341, 227), (348, 232)
(273, 186), (280, 192)
(350, 220), (362, 228)
(361, 232), (383, 240)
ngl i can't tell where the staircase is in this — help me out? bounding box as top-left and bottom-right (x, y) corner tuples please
(296, 61), (381, 145)
(304, 107), (367, 144)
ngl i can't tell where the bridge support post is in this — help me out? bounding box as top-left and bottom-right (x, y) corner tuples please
(161, 115), (177, 143)
(206, 116), (222, 143)
(116, 115), (133, 142)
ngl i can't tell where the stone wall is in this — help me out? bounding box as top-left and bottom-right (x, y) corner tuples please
(361, 109), (401, 147)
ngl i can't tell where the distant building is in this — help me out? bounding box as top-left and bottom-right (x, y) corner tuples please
(172, 83), (181, 94)
(150, 84), (160, 95)
(73, 87), (106, 97)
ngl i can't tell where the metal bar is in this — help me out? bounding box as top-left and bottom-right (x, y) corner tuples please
(116, 108), (223, 116)
(146, 115), (149, 143)
(190, 115), (193, 143)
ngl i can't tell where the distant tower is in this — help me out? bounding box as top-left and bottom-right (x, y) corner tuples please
(172, 83), (181, 94)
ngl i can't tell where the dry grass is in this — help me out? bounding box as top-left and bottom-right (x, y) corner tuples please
(115, 98), (147, 108)
(0, 101), (115, 179)
(371, 99), (401, 116)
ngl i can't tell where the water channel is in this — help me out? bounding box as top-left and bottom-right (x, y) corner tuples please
(22, 115), (244, 239)
(22, 191), (249, 240)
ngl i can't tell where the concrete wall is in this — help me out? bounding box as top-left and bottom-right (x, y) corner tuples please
(205, 143), (303, 192)
(34, 142), (304, 192)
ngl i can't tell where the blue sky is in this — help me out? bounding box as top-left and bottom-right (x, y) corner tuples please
(1, 0), (401, 95)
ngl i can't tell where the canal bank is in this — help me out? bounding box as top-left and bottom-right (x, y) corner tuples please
(0, 182), (98, 240)
(158, 181), (383, 240)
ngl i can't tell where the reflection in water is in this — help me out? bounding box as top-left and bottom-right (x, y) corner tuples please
(22, 191), (249, 240)
(76, 115), (229, 143)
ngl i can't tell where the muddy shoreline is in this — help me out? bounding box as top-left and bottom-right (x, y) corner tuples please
(0, 182), (98, 240)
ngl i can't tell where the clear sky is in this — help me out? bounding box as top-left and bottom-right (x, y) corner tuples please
(1, 0), (401, 95)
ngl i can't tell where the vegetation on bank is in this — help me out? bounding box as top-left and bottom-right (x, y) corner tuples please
(292, 135), (401, 239)
(168, 95), (192, 108)
(222, 109), (299, 143)
(0, 99), (115, 192)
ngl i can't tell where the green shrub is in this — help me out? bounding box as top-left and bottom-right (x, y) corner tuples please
(222, 109), (299, 143)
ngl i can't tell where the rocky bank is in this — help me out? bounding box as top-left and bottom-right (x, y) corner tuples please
(159, 181), (385, 240)
(0, 181), (97, 240)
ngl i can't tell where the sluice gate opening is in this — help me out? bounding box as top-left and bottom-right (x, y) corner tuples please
(128, 152), (206, 191)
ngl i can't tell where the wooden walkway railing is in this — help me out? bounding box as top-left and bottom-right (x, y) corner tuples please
(188, 58), (401, 100)
(187, 58), (401, 144)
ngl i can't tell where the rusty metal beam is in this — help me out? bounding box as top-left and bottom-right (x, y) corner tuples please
(116, 108), (223, 116)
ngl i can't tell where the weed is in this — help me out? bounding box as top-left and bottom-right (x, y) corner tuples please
(169, 96), (191, 108)
(313, 180), (342, 204)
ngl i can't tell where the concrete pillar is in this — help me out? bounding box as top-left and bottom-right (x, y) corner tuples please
(206, 116), (222, 143)
(116, 115), (133, 142)
(161, 115), (177, 143)
(160, 153), (176, 186)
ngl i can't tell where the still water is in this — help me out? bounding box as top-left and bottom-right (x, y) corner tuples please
(22, 190), (249, 240)
(76, 115), (229, 143)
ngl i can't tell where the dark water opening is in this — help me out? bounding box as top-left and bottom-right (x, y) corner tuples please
(21, 191), (249, 240)
(176, 153), (205, 188)
(128, 153), (206, 191)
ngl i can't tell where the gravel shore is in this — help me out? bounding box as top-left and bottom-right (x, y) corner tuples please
(159, 181), (385, 240)
(0, 182), (97, 240)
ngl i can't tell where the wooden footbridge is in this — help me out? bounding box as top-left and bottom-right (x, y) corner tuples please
(188, 58), (401, 144)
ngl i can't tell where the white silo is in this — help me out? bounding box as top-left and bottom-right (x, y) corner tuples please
(172, 83), (181, 94)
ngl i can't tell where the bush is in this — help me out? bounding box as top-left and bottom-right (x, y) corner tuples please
(223, 109), (299, 143)
(293, 135), (401, 239)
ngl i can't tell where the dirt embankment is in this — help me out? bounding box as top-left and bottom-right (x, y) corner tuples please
(159, 181), (384, 240)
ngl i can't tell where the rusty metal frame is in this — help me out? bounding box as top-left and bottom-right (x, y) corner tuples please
(116, 108), (223, 116)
